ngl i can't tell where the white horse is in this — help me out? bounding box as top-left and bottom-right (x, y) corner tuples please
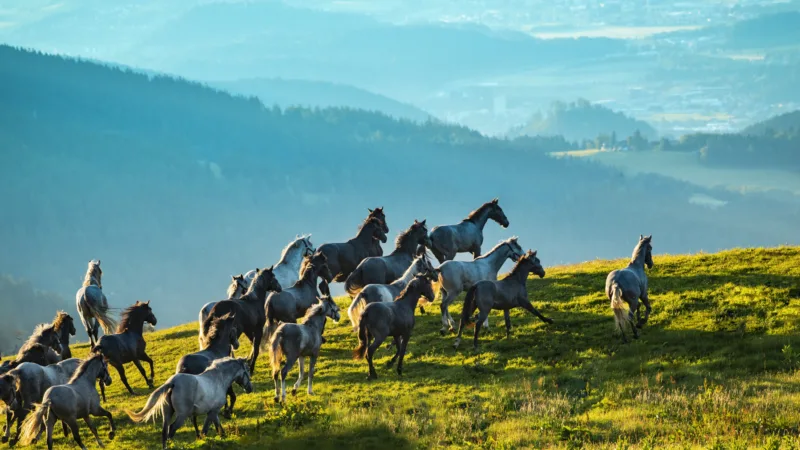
(347, 255), (437, 331)
(436, 237), (524, 334)
(127, 357), (252, 450)
(198, 235), (314, 341)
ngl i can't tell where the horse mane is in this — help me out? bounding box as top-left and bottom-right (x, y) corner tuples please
(204, 356), (245, 374)
(295, 260), (318, 287)
(506, 253), (533, 278)
(206, 313), (235, 343)
(51, 311), (71, 331)
(82, 261), (101, 287)
(358, 216), (382, 231)
(396, 276), (426, 300)
(302, 299), (328, 321)
(631, 237), (651, 264)
(464, 201), (495, 223)
(18, 324), (56, 355)
(69, 354), (104, 383)
(474, 237), (517, 260)
(116, 303), (149, 333)
(280, 235), (311, 260)
(394, 222), (423, 250)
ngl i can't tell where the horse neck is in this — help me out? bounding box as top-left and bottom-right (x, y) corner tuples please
(397, 288), (423, 311)
(73, 364), (103, 389)
(467, 206), (491, 230)
(484, 245), (511, 271)
(394, 234), (419, 256)
(352, 225), (376, 244)
(243, 281), (269, 303)
(121, 316), (146, 335)
(629, 245), (647, 270)
(507, 266), (531, 284)
(57, 328), (71, 346)
(395, 262), (421, 286)
(205, 362), (241, 388)
(207, 332), (233, 355)
(303, 313), (327, 335)
(277, 246), (305, 272)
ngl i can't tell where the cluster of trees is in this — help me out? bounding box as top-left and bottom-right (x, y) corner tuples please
(509, 99), (658, 143)
(1, 45), (796, 330)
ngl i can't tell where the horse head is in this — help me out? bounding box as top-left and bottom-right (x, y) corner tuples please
(235, 358), (253, 393)
(640, 234), (654, 269)
(489, 198), (509, 228)
(521, 250), (545, 278)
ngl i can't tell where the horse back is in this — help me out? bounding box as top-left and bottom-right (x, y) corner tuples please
(606, 268), (643, 299)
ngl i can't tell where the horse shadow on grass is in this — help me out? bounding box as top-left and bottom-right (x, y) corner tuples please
(259, 424), (414, 450)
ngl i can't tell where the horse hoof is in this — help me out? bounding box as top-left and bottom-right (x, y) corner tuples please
(221, 410), (231, 420)
(307, 390), (314, 396)
(273, 396), (280, 403)
(367, 374), (377, 380)
(291, 389), (297, 396)
(108, 430), (115, 440)
(449, 327), (455, 334)
(2, 436), (8, 443)
(439, 329), (447, 336)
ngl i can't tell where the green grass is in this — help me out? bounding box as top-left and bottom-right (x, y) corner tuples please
(7, 247), (800, 449)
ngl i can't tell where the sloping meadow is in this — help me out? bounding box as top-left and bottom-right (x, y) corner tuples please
(6, 247), (800, 449)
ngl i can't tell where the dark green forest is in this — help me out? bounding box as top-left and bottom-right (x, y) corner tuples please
(0, 45), (797, 349)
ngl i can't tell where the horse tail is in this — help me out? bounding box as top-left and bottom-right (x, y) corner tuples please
(352, 311), (369, 360)
(344, 266), (365, 298)
(348, 292), (367, 332)
(19, 399), (50, 446)
(82, 293), (117, 334)
(262, 299), (279, 346)
(462, 285), (478, 324)
(610, 282), (627, 333)
(126, 381), (173, 423)
(269, 328), (284, 379)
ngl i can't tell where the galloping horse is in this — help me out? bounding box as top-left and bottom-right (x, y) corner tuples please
(344, 220), (430, 297)
(606, 235), (654, 343)
(428, 199), (509, 263)
(75, 260), (116, 347)
(314, 216), (388, 282)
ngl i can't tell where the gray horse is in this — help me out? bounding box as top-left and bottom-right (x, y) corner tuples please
(176, 313), (240, 418)
(454, 250), (553, 351)
(606, 235), (654, 343)
(201, 267), (283, 375)
(127, 357), (252, 450)
(347, 254), (437, 331)
(264, 252), (333, 340)
(344, 220), (431, 297)
(75, 260), (117, 347)
(20, 354), (115, 450)
(2, 358), (81, 445)
(428, 199), (510, 263)
(314, 216), (388, 283)
(92, 300), (158, 395)
(437, 237), (524, 334)
(51, 312), (77, 360)
(269, 296), (340, 403)
(353, 275), (436, 379)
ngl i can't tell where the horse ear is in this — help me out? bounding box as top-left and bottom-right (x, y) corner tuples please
(532, 250), (537, 256)
(145, 300), (151, 305)
(640, 234), (644, 240)
(647, 234), (652, 240)
(368, 208), (373, 213)
(421, 219), (426, 226)
(97, 259), (101, 265)
(492, 198), (498, 204)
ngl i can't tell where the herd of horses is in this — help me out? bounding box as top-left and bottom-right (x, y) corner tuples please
(0, 199), (654, 450)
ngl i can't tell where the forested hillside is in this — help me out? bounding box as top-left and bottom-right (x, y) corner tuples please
(0, 45), (797, 341)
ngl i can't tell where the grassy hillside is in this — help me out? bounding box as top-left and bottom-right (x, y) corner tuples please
(8, 247), (800, 449)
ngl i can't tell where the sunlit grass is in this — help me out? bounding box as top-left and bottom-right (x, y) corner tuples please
(5, 247), (800, 448)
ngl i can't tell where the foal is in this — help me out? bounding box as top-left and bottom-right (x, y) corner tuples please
(92, 300), (158, 394)
(269, 296), (340, 403)
(453, 250), (553, 351)
(353, 275), (436, 379)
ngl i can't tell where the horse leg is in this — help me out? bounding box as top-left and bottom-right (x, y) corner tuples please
(93, 406), (116, 440)
(307, 354), (317, 395)
(191, 415), (201, 438)
(638, 294), (652, 328)
(396, 332), (411, 376)
(628, 299), (640, 339)
(366, 335), (386, 380)
(279, 356), (298, 402)
(223, 386), (236, 419)
(132, 359), (154, 389)
(2, 407), (11, 443)
(65, 419), (86, 450)
(292, 358), (305, 396)
(211, 410), (225, 437)
(161, 407), (172, 450)
(503, 310), (512, 338)
(386, 336), (401, 368)
(519, 299), (554, 324)
(201, 414), (213, 436)
(110, 361), (135, 394)
(472, 309), (490, 352)
(248, 328), (262, 375)
(140, 352), (156, 386)
(84, 417), (103, 448)
(61, 420), (69, 438)
(45, 412), (57, 450)
(92, 318), (100, 345)
(168, 413), (188, 439)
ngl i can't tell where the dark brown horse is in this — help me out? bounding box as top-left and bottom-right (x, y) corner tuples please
(344, 220), (430, 297)
(51, 312), (77, 360)
(314, 215), (388, 282)
(202, 267), (282, 375)
(92, 301), (158, 394)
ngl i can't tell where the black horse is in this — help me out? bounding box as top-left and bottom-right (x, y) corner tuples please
(92, 300), (158, 395)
